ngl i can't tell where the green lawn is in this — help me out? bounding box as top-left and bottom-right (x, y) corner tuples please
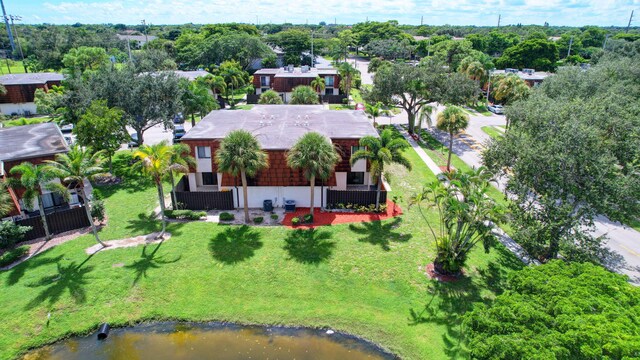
(0, 60), (27, 75)
(468, 104), (492, 116)
(2, 117), (51, 127)
(229, 104), (253, 110)
(481, 126), (504, 141)
(0, 146), (524, 359)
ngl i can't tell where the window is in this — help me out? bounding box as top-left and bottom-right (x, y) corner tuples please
(197, 146), (211, 159)
(41, 192), (66, 209)
(202, 172), (217, 186)
(325, 76), (334, 88)
(347, 172), (365, 185)
(351, 146), (365, 155)
(260, 76), (270, 87)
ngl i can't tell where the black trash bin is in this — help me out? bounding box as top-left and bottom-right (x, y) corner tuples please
(263, 199), (273, 212)
(284, 200), (296, 212)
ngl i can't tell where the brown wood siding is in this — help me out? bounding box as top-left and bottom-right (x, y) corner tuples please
(332, 138), (366, 172)
(0, 80), (61, 104)
(252, 73), (341, 94)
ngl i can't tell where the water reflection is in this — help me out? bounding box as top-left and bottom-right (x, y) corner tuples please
(24, 322), (396, 360)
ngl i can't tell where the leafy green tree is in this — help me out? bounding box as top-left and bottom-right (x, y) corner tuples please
(338, 61), (359, 102)
(132, 49), (177, 72)
(350, 129), (411, 210)
(580, 26), (607, 48)
(198, 74), (226, 100)
(218, 60), (249, 108)
(491, 74), (530, 107)
(367, 57), (390, 74)
(0, 181), (14, 217)
(267, 29), (311, 66)
(496, 38), (559, 71)
(437, 106), (469, 172)
(261, 54), (278, 68)
(351, 21), (403, 49)
(258, 90), (283, 104)
(133, 141), (174, 238)
(431, 39), (475, 70)
(364, 39), (415, 60)
(216, 130), (268, 223)
(287, 132), (341, 217)
(8, 163), (67, 240)
(464, 260), (640, 359)
(310, 76), (325, 102)
(180, 79), (217, 126)
(336, 29), (357, 61)
(200, 33), (273, 71)
(74, 100), (127, 172)
(34, 85), (65, 118)
(45, 146), (108, 247)
(486, 31), (520, 55)
(465, 33), (488, 52)
(62, 46), (110, 72)
(483, 58), (640, 262)
(290, 85), (319, 105)
(411, 167), (505, 275)
(167, 143), (196, 210)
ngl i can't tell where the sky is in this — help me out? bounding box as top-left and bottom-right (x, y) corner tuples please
(5, 0), (640, 27)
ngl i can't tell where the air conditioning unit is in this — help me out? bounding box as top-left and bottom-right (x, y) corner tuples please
(505, 68), (518, 74)
(301, 65), (309, 73)
(287, 65), (294, 72)
(522, 68), (535, 75)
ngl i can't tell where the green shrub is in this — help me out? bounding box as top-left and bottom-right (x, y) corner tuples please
(291, 217), (300, 225)
(253, 216), (263, 224)
(90, 199), (106, 222)
(0, 221), (31, 250)
(165, 209), (206, 220)
(270, 214), (278, 220)
(219, 212), (235, 221)
(303, 213), (313, 223)
(0, 246), (29, 267)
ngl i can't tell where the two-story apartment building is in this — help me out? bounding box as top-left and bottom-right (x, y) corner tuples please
(250, 66), (345, 104)
(0, 73), (64, 116)
(492, 68), (551, 87)
(179, 105), (378, 209)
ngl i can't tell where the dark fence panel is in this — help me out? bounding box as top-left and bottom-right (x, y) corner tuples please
(15, 206), (90, 241)
(247, 94), (260, 104)
(176, 190), (234, 210)
(323, 94), (348, 104)
(326, 190), (387, 207)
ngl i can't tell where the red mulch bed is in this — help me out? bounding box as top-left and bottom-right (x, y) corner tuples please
(425, 263), (464, 282)
(282, 200), (402, 228)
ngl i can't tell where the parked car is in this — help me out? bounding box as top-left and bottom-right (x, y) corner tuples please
(128, 133), (139, 148)
(487, 104), (504, 114)
(173, 112), (185, 124)
(355, 103), (365, 111)
(59, 123), (74, 133)
(173, 125), (186, 144)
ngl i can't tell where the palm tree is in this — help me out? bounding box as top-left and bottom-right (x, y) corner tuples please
(350, 129), (411, 210)
(465, 62), (486, 106)
(199, 74), (226, 101)
(338, 62), (359, 103)
(290, 85), (319, 105)
(258, 90), (283, 104)
(493, 74), (530, 105)
(45, 145), (109, 247)
(365, 102), (390, 127)
(182, 80), (217, 126)
(216, 130), (268, 223)
(287, 132), (341, 217)
(8, 163), (67, 240)
(436, 106), (469, 172)
(133, 141), (173, 238)
(168, 143), (196, 210)
(416, 105), (435, 133)
(310, 76), (325, 103)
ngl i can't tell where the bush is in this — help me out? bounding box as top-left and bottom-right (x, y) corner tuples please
(253, 216), (263, 224)
(165, 209), (206, 220)
(90, 199), (106, 223)
(270, 214), (278, 220)
(291, 217), (300, 225)
(0, 221), (31, 249)
(219, 212), (235, 221)
(303, 213), (313, 223)
(0, 245), (29, 267)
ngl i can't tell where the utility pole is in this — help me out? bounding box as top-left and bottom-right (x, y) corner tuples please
(567, 36), (573, 58)
(9, 15), (26, 72)
(0, 0), (14, 55)
(602, 34), (610, 50)
(141, 19), (148, 44)
(310, 30), (314, 67)
(626, 10), (634, 33)
(497, 14), (501, 28)
(421, 15), (423, 26)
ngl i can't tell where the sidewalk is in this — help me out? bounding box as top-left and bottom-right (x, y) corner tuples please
(394, 125), (539, 266)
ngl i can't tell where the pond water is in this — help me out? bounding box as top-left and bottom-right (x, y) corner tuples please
(23, 322), (397, 360)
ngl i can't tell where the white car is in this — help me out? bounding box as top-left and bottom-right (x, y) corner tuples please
(487, 104), (504, 114)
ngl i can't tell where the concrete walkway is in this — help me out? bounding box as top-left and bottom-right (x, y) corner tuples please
(395, 125), (539, 266)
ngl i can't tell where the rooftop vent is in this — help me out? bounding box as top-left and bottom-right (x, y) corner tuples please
(522, 68), (535, 75)
(505, 68), (518, 74)
(301, 65), (309, 73)
(287, 65), (294, 73)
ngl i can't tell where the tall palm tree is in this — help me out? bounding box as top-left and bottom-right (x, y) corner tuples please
(133, 141), (173, 238)
(365, 102), (390, 127)
(310, 76), (325, 103)
(216, 130), (268, 223)
(168, 143), (196, 209)
(199, 74), (227, 101)
(350, 129), (411, 210)
(338, 62), (359, 103)
(287, 132), (341, 217)
(493, 74), (530, 105)
(465, 62), (486, 106)
(8, 163), (67, 240)
(45, 145), (109, 247)
(290, 85), (319, 105)
(182, 81), (217, 126)
(436, 106), (469, 172)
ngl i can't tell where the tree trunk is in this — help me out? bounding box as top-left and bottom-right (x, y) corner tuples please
(191, 113), (196, 127)
(241, 170), (250, 223)
(136, 129), (144, 146)
(108, 153), (113, 174)
(169, 171), (177, 210)
(37, 195), (51, 240)
(407, 111), (417, 134)
(373, 116), (377, 127)
(309, 175), (315, 219)
(81, 186), (108, 247)
(375, 173), (383, 211)
(156, 182), (166, 238)
(447, 131), (454, 172)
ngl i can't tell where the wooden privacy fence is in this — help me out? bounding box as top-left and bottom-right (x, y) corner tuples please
(15, 206), (91, 241)
(326, 190), (387, 207)
(175, 190), (235, 210)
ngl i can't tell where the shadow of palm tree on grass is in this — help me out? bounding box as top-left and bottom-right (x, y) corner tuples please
(209, 225), (262, 264)
(6, 254), (64, 286)
(283, 229), (335, 264)
(125, 240), (181, 286)
(348, 217), (411, 251)
(24, 255), (95, 310)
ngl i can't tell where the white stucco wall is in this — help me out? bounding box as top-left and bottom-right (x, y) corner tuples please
(196, 157), (212, 173)
(0, 102), (38, 116)
(335, 172), (347, 190)
(221, 185), (331, 208)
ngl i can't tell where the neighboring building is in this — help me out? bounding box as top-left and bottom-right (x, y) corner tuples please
(492, 68), (551, 87)
(179, 105), (379, 209)
(171, 70), (211, 82)
(116, 34), (157, 48)
(0, 72), (64, 116)
(0, 123), (87, 219)
(250, 66), (345, 104)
